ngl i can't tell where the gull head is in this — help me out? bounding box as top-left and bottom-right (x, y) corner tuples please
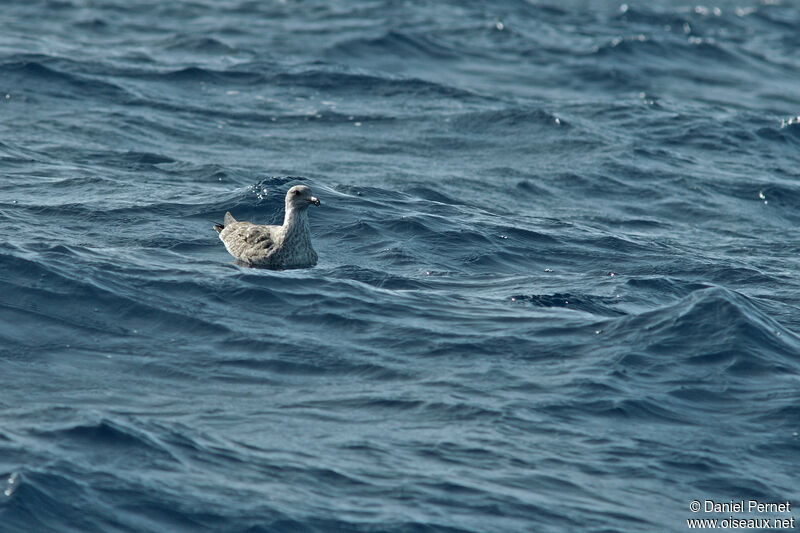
(286, 185), (320, 210)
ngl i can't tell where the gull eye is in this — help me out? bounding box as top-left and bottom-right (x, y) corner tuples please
(293, 190), (300, 196)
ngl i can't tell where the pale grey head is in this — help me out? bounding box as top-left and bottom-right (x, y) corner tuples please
(286, 185), (320, 210)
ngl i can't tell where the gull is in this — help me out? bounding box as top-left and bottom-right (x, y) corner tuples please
(214, 185), (320, 269)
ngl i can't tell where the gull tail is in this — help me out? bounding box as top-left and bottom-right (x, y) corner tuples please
(214, 212), (237, 233)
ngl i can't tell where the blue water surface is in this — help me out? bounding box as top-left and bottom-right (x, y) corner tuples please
(1, 1), (800, 531)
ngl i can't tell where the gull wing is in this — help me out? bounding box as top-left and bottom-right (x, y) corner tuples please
(220, 221), (277, 261)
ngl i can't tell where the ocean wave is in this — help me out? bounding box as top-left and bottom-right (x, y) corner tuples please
(328, 30), (463, 61)
(0, 59), (132, 101)
(159, 35), (240, 55)
(512, 293), (626, 317)
(448, 107), (566, 134)
(601, 286), (800, 365)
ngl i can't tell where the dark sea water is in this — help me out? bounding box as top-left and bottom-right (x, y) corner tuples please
(2, 0), (800, 531)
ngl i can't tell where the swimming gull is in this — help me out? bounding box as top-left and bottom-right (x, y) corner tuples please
(214, 184), (320, 269)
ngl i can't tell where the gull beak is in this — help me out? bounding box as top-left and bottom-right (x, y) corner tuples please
(311, 197), (320, 206)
